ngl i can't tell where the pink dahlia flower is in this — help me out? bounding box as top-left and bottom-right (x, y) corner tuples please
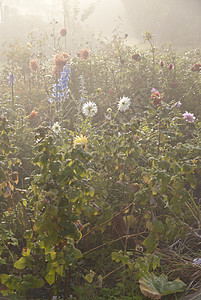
(183, 111), (196, 123)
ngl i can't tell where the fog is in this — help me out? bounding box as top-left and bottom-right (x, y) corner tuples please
(0, 0), (201, 50)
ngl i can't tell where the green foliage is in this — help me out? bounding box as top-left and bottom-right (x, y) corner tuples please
(139, 272), (186, 299)
(0, 30), (201, 299)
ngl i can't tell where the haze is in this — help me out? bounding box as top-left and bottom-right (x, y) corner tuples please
(0, 0), (201, 48)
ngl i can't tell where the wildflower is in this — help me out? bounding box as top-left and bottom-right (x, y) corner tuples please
(82, 101), (98, 118)
(190, 63), (201, 72)
(79, 48), (90, 60)
(193, 258), (201, 266)
(118, 96), (131, 112)
(60, 28), (67, 37)
(53, 53), (70, 77)
(108, 89), (114, 95)
(151, 88), (157, 93)
(169, 81), (178, 88)
(107, 108), (112, 113)
(73, 134), (88, 149)
(132, 53), (141, 61)
(172, 101), (182, 108)
(79, 75), (88, 101)
(49, 63), (71, 103)
(159, 60), (164, 67)
(96, 88), (102, 94)
(151, 91), (163, 106)
(105, 113), (111, 120)
(30, 110), (38, 118)
(134, 135), (140, 141)
(30, 59), (39, 72)
(52, 122), (61, 134)
(183, 111), (196, 123)
(8, 73), (15, 85)
(168, 63), (173, 70)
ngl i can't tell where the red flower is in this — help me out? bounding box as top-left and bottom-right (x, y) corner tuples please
(30, 110), (38, 118)
(60, 28), (67, 37)
(190, 63), (201, 72)
(151, 91), (163, 106)
(30, 59), (39, 72)
(108, 89), (114, 94)
(168, 63), (173, 70)
(169, 81), (178, 88)
(53, 53), (70, 76)
(79, 48), (90, 60)
(159, 60), (164, 67)
(132, 53), (141, 61)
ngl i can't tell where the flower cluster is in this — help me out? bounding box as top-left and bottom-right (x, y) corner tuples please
(118, 96), (131, 112)
(49, 63), (71, 103)
(150, 89), (163, 106)
(82, 101), (97, 118)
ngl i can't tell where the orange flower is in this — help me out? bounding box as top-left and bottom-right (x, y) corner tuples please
(53, 53), (70, 77)
(30, 110), (38, 118)
(79, 48), (90, 60)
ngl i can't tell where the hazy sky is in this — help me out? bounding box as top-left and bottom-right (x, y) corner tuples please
(81, 0), (126, 34)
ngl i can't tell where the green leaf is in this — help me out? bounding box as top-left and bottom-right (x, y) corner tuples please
(143, 232), (158, 253)
(32, 277), (45, 289)
(73, 247), (83, 260)
(14, 257), (27, 269)
(153, 221), (165, 234)
(45, 271), (56, 285)
(85, 270), (96, 283)
(0, 274), (9, 284)
(0, 258), (6, 265)
(139, 272), (186, 299)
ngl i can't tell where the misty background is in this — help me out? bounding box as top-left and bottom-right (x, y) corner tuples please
(0, 0), (201, 53)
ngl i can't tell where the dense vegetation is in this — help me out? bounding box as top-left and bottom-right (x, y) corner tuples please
(0, 31), (201, 299)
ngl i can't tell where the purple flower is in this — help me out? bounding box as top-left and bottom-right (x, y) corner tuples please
(193, 258), (201, 266)
(172, 101), (182, 108)
(8, 73), (15, 85)
(175, 101), (182, 107)
(105, 113), (111, 120)
(183, 111), (196, 123)
(151, 88), (157, 93)
(134, 135), (140, 141)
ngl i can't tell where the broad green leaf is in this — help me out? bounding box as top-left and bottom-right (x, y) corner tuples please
(0, 274), (9, 284)
(139, 272), (186, 299)
(0, 258), (6, 265)
(14, 257), (27, 269)
(153, 221), (165, 234)
(45, 271), (56, 285)
(143, 232), (158, 253)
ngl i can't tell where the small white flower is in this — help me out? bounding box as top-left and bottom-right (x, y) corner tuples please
(118, 96), (131, 112)
(193, 258), (201, 266)
(52, 122), (61, 134)
(82, 101), (98, 118)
